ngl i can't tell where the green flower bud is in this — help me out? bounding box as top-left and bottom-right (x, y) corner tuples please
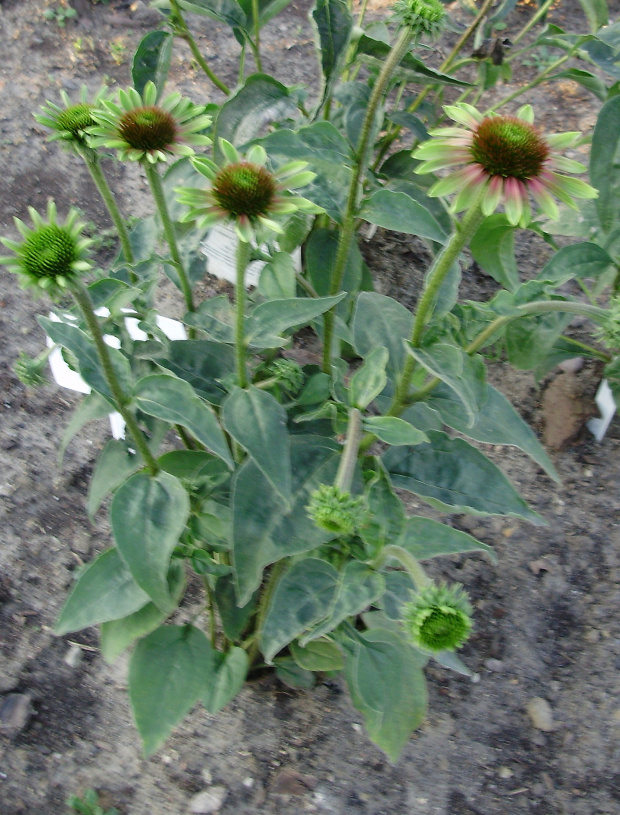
(306, 484), (365, 537)
(391, 0), (445, 40)
(597, 295), (620, 351)
(403, 582), (473, 652)
(264, 358), (305, 394)
(13, 350), (51, 388)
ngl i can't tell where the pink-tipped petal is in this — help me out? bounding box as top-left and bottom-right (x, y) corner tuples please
(503, 177), (524, 225)
(481, 174), (504, 216)
(526, 177), (559, 220)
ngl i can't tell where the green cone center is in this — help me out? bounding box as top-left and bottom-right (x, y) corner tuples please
(470, 116), (549, 180)
(57, 104), (95, 136)
(418, 607), (470, 651)
(21, 225), (77, 279)
(212, 162), (276, 218)
(118, 106), (177, 152)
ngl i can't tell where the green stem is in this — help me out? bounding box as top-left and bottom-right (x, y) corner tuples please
(235, 239), (252, 389)
(373, 544), (431, 589)
(79, 147), (135, 270)
(204, 577), (217, 647)
(390, 196), (486, 414)
(485, 52), (571, 114)
(169, 0), (230, 95)
(247, 558), (287, 665)
(252, 0), (262, 71)
(143, 162), (195, 314)
(334, 408), (362, 492)
(511, 0), (555, 46)
(71, 280), (159, 476)
(322, 26), (415, 372)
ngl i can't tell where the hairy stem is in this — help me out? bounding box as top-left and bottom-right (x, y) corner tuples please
(71, 280), (159, 475)
(374, 544), (431, 589)
(143, 162), (195, 314)
(511, 0), (555, 46)
(169, 0), (230, 94)
(334, 408), (363, 492)
(252, 0), (262, 71)
(235, 239), (252, 389)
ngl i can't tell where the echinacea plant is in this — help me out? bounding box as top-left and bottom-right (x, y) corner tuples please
(4, 0), (619, 764)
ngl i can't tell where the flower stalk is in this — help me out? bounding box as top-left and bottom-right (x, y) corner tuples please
(168, 0), (230, 95)
(235, 238), (251, 389)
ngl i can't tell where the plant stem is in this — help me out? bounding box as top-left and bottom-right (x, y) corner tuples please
(143, 162), (195, 314)
(71, 280), (159, 476)
(235, 239), (252, 389)
(390, 195), (486, 414)
(79, 146), (135, 269)
(247, 558), (287, 665)
(322, 26), (414, 372)
(169, 0), (230, 94)
(511, 0), (555, 47)
(252, 0), (262, 71)
(485, 53), (571, 113)
(334, 408), (362, 492)
(374, 544), (431, 589)
(204, 577), (217, 647)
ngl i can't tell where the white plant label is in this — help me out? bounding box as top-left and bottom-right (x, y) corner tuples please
(587, 379), (617, 442)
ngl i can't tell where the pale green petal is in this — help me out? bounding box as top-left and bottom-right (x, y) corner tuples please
(219, 139), (240, 164)
(516, 104), (534, 124)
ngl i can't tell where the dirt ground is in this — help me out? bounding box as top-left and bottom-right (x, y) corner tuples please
(1, 0), (620, 813)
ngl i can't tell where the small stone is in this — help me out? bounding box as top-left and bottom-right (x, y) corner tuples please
(484, 659), (505, 672)
(528, 558), (551, 575)
(242, 777), (254, 788)
(272, 769), (318, 795)
(498, 766), (513, 779)
(558, 357), (584, 373)
(189, 786), (228, 814)
(584, 628), (600, 643)
(201, 769), (213, 786)
(526, 697), (555, 731)
(0, 693), (33, 736)
(64, 644), (83, 668)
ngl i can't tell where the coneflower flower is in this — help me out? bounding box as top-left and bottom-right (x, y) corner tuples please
(403, 582), (473, 653)
(414, 103), (597, 226)
(0, 200), (93, 295)
(176, 139), (323, 242)
(88, 81), (212, 164)
(35, 86), (109, 150)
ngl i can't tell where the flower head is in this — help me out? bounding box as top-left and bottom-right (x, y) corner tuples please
(403, 582), (473, 653)
(596, 295), (620, 351)
(88, 81), (211, 164)
(414, 103), (597, 226)
(391, 0), (445, 40)
(176, 139), (323, 242)
(306, 484), (365, 537)
(0, 200), (93, 295)
(264, 358), (305, 394)
(13, 349), (51, 388)
(35, 86), (109, 151)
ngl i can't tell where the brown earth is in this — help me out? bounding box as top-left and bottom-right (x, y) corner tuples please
(1, 1), (620, 813)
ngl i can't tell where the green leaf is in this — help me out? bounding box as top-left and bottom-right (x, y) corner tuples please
(232, 436), (340, 604)
(258, 252), (296, 300)
(428, 383), (560, 482)
(470, 214), (519, 290)
(158, 450), (229, 484)
(578, 0), (608, 32)
(100, 563), (187, 663)
(222, 386), (291, 500)
(258, 123), (354, 222)
(536, 242), (614, 285)
(362, 416), (429, 447)
(505, 309), (572, 369)
(383, 431), (542, 523)
(354, 34), (471, 86)
(184, 295), (236, 343)
(380, 570), (415, 620)
(398, 516), (496, 562)
(274, 657), (317, 689)
(305, 227), (362, 297)
(203, 647), (249, 713)
(111, 472), (190, 612)
(359, 462), (407, 554)
(236, 0), (290, 28)
(134, 374), (233, 467)
(214, 74), (296, 161)
(59, 391), (111, 465)
(345, 628), (428, 762)
(352, 292), (413, 377)
(39, 317), (132, 406)
(349, 347), (388, 409)
(551, 68), (607, 101)
(301, 561), (385, 644)
(406, 344), (487, 427)
(360, 189), (448, 244)
(290, 638), (344, 671)
(151, 339), (235, 406)
(246, 292), (347, 348)
(311, 0), (353, 108)
(591, 95), (620, 232)
(132, 31), (173, 98)
(176, 0), (246, 28)
(88, 439), (143, 518)
(129, 625), (212, 755)
(55, 548), (150, 636)
(261, 558), (339, 662)
(214, 575), (258, 640)
(88, 279), (141, 314)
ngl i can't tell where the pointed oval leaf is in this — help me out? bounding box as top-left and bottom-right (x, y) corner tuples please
(88, 439), (143, 518)
(129, 625), (212, 755)
(290, 638), (344, 671)
(383, 431), (542, 523)
(154, 339), (235, 405)
(352, 292), (413, 377)
(111, 471), (190, 611)
(362, 416), (429, 447)
(591, 95), (620, 232)
(134, 374), (233, 467)
(202, 647), (249, 713)
(245, 293), (346, 348)
(349, 346), (388, 410)
(360, 189), (448, 244)
(55, 548), (150, 636)
(222, 386), (291, 500)
(399, 516), (496, 563)
(132, 31), (173, 98)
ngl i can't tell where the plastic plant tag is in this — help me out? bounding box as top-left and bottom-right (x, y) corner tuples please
(202, 222), (301, 288)
(587, 379), (617, 442)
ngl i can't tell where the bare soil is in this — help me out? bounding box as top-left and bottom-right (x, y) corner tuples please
(1, 1), (619, 814)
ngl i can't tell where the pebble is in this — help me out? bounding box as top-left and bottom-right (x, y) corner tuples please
(498, 766), (513, 779)
(189, 786), (228, 814)
(0, 693), (33, 736)
(64, 644), (83, 668)
(484, 659), (505, 672)
(526, 697), (555, 731)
